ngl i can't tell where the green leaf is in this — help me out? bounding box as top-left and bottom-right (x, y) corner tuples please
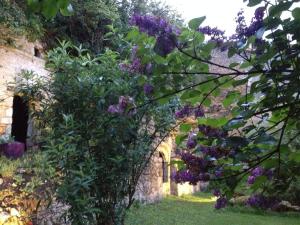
(228, 47), (236, 58)
(292, 8), (300, 20)
(60, 4), (73, 16)
(247, 0), (262, 7)
(254, 133), (277, 146)
(223, 91), (240, 107)
(42, 0), (59, 19)
(188, 16), (206, 30)
(180, 90), (201, 100)
(251, 176), (267, 191)
(57, 0), (69, 8)
(27, 0), (41, 12)
(225, 118), (246, 130)
(262, 159), (278, 169)
(229, 62), (239, 68)
(289, 152), (300, 163)
(126, 28), (139, 41)
(269, 2), (293, 17)
(175, 134), (187, 145)
(179, 123), (192, 132)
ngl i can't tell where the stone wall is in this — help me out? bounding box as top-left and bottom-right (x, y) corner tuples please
(135, 137), (201, 203)
(0, 36), (47, 140)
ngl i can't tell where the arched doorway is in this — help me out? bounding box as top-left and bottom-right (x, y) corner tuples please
(159, 152), (168, 183)
(11, 95), (29, 146)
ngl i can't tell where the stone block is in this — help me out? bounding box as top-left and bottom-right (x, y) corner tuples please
(1, 117), (12, 124)
(5, 108), (12, 117)
(0, 125), (7, 134)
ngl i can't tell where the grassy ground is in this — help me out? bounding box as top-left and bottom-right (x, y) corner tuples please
(125, 193), (300, 225)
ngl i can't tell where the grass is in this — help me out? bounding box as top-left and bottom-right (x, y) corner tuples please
(125, 193), (300, 225)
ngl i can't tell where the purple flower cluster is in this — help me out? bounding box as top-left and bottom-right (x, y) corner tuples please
(172, 151), (212, 184)
(130, 14), (179, 56)
(215, 196), (227, 209)
(213, 189), (221, 197)
(198, 26), (226, 44)
(2, 142), (25, 159)
(232, 7), (265, 41)
(107, 96), (136, 115)
(247, 167), (273, 185)
(198, 125), (227, 138)
(186, 132), (197, 149)
(199, 145), (228, 159)
(130, 14), (172, 36)
(247, 194), (279, 209)
(119, 58), (143, 74)
(175, 105), (204, 119)
(143, 83), (154, 95)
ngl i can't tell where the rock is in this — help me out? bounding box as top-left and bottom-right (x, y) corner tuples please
(0, 178), (3, 185)
(46, 221), (53, 225)
(273, 201), (300, 212)
(230, 196), (249, 205)
(0, 211), (10, 225)
(17, 168), (26, 174)
(10, 208), (21, 217)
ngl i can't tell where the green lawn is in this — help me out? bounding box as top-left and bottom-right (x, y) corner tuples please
(125, 193), (300, 225)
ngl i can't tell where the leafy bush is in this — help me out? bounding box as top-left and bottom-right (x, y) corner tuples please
(17, 41), (175, 225)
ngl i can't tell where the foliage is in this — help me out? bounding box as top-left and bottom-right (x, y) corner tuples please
(43, 0), (120, 53)
(125, 193), (300, 225)
(26, 0), (73, 19)
(17, 41), (175, 225)
(125, 0), (300, 210)
(0, 134), (14, 144)
(0, 0), (44, 41)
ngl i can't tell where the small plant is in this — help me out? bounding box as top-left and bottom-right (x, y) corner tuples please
(0, 134), (14, 144)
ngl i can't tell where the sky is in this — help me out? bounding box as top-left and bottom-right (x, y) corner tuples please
(164, 0), (257, 35)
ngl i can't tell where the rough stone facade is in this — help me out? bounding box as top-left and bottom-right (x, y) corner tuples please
(135, 136), (201, 203)
(0, 36), (47, 142)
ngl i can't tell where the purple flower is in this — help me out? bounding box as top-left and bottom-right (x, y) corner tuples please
(186, 138), (197, 149)
(143, 83), (154, 95)
(198, 26), (226, 43)
(194, 105), (204, 118)
(215, 169), (223, 178)
(247, 195), (279, 209)
(198, 125), (227, 138)
(175, 105), (192, 119)
(199, 173), (210, 181)
(130, 14), (178, 38)
(247, 175), (256, 185)
(154, 34), (176, 56)
(3, 142), (25, 159)
(108, 96), (136, 115)
(215, 197), (227, 209)
(255, 7), (265, 21)
(108, 105), (121, 114)
(145, 63), (153, 74)
(251, 167), (264, 177)
(186, 133), (197, 149)
(119, 63), (129, 71)
(213, 189), (221, 197)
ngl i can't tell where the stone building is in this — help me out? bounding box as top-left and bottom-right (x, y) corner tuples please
(0, 35), (47, 146)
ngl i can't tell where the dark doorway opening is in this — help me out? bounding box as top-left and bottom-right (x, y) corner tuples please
(159, 152), (168, 183)
(11, 96), (29, 147)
